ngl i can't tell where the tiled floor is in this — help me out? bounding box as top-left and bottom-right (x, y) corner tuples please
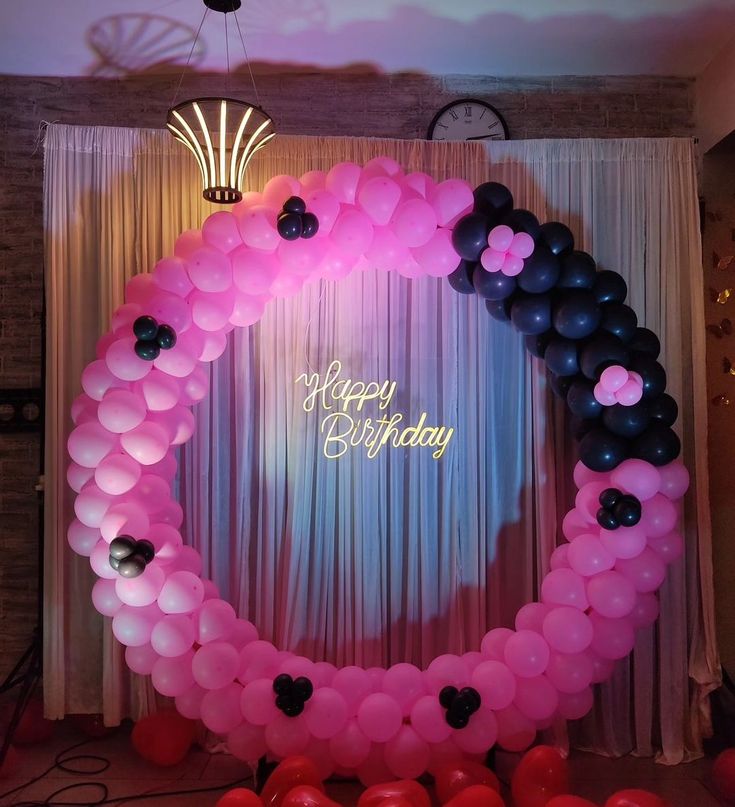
(0, 721), (727, 806)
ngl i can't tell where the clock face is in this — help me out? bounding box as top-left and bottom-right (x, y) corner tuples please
(427, 99), (509, 142)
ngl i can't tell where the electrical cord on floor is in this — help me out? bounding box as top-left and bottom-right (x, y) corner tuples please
(0, 737), (253, 806)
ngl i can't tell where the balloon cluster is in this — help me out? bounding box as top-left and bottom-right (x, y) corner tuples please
(109, 535), (155, 578)
(480, 224), (535, 276)
(273, 674), (314, 717)
(277, 196), (320, 241)
(595, 488), (642, 530)
(439, 685), (481, 729)
(133, 315), (177, 361)
(66, 158), (690, 782)
(594, 365), (644, 407)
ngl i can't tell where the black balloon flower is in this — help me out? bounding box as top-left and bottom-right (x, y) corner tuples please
(277, 196), (319, 242)
(133, 316), (176, 361)
(595, 488), (642, 530)
(272, 674), (314, 717)
(439, 685), (481, 729)
(108, 536), (156, 578)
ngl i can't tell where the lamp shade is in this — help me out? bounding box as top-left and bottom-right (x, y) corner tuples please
(167, 97), (274, 204)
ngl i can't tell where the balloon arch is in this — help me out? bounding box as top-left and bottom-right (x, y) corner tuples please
(67, 157), (689, 783)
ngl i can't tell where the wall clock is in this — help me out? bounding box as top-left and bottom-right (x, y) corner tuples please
(427, 98), (509, 142)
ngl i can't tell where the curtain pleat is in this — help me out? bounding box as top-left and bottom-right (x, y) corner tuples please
(44, 125), (717, 763)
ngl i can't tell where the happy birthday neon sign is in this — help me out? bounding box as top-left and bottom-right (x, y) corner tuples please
(295, 360), (455, 460)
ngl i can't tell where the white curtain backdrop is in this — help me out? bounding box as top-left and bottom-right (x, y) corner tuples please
(43, 124), (718, 763)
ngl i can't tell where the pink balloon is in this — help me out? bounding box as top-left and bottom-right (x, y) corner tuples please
(96, 334), (120, 362)
(153, 338), (198, 379)
(97, 389), (146, 433)
(120, 421), (170, 465)
(71, 393), (99, 425)
(658, 460), (690, 500)
(495, 705), (537, 752)
(430, 179), (474, 227)
(231, 246), (279, 295)
(515, 602), (552, 633)
(403, 172), (435, 199)
(277, 236), (327, 276)
(480, 627), (514, 660)
(305, 687), (349, 739)
(230, 619), (259, 650)
(106, 337), (152, 382)
(589, 612), (635, 659)
(488, 225), (514, 252)
(143, 522), (182, 562)
(154, 256), (195, 297)
(385, 725), (431, 778)
(112, 303), (143, 334)
(562, 508), (589, 540)
(425, 655), (469, 693)
(237, 205), (279, 252)
(501, 254), (524, 276)
(567, 533), (616, 576)
(587, 650), (615, 683)
(599, 524), (647, 560)
(412, 228), (461, 277)
(125, 643), (159, 675)
(68, 422), (118, 468)
(364, 226), (410, 271)
(179, 366), (209, 404)
(89, 538), (118, 578)
(509, 232), (535, 259)
(542, 607), (594, 654)
(82, 360), (121, 401)
(197, 330), (228, 362)
(615, 548), (667, 593)
(358, 176), (402, 225)
(573, 461), (610, 489)
(151, 650), (195, 696)
(600, 365), (629, 393)
(541, 568), (589, 610)
(202, 211), (242, 254)
(190, 289), (235, 331)
(545, 651), (593, 695)
(357, 693), (402, 742)
(174, 229), (204, 260)
(136, 370), (180, 412)
(586, 570), (636, 618)
(238, 640), (280, 684)
(145, 291), (193, 334)
(262, 174), (300, 208)
(158, 570), (204, 614)
(227, 721), (267, 762)
(175, 685), (207, 720)
(640, 493), (678, 538)
(575, 482), (610, 523)
(125, 273), (156, 305)
(470, 660), (516, 710)
(616, 379), (643, 406)
(647, 529), (684, 564)
(151, 614), (196, 657)
(382, 663), (425, 714)
(115, 564), (166, 607)
(480, 248), (505, 272)
(332, 666), (372, 715)
(265, 713), (310, 757)
(201, 682), (243, 734)
(610, 459), (661, 502)
(240, 678), (279, 725)
(192, 641), (240, 690)
(549, 544), (571, 570)
(513, 676), (559, 721)
(410, 695), (453, 743)
(75, 486), (114, 528)
(329, 719), (371, 768)
(306, 189), (341, 235)
(150, 406), (195, 446)
(197, 598), (236, 644)
(326, 162), (362, 204)
(299, 170), (326, 193)
(332, 209), (374, 257)
(186, 247), (233, 293)
(557, 686), (594, 720)
(92, 577), (123, 617)
(67, 519), (100, 556)
(391, 199), (437, 247)
(593, 383), (617, 406)
(504, 630), (550, 678)
(100, 501), (150, 543)
(112, 603), (162, 647)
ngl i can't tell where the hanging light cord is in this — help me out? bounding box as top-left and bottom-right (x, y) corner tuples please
(170, 5), (210, 107)
(224, 9), (230, 96)
(233, 7), (262, 108)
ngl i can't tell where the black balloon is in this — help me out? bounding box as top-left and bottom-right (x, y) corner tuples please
(277, 212), (303, 241)
(134, 339), (160, 361)
(156, 324), (177, 350)
(579, 334), (630, 380)
(473, 266), (516, 300)
(273, 674), (293, 695)
(452, 213), (491, 261)
(599, 303), (638, 343)
(602, 401), (650, 438)
(545, 338), (580, 377)
(593, 270), (628, 304)
(517, 245), (560, 294)
(447, 712), (469, 729)
(133, 315), (158, 341)
(578, 427), (629, 472)
(511, 293), (552, 335)
(552, 289), (601, 339)
(558, 251), (597, 289)
(301, 212), (319, 238)
(525, 332), (553, 359)
(136, 539), (155, 563)
(613, 495), (642, 527)
(283, 702), (304, 717)
(632, 422), (681, 466)
(540, 222), (574, 256)
(109, 556), (121, 571)
(283, 195), (306, 215)
(571, 417), (598, 439)
(439, 686), (458, 709)
(629, 353), (667, 399)
(503, 208), (542, 240)
(550, 373), (573, 400)
(567, 379), (603, 419)
(596, 508), (619, 530)
(473, 182), (513, 221)
(109, 535), (136, 560)
(448, 260), (476, 294)
(599, 488), (622, 509)
(485, 298), (513, 322)
(458, 687), (482, 711)
(292, 677), (314, 700)
(629, 327), (661, 358)
(118, 553), (147, 578)
(648, 393), (678, 426)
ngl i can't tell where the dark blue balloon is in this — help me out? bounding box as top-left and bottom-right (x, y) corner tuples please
(579, 334), (630, 380)
(629, 327), (661, 358)
(629, 354), (667, 399)
(503, 208), (542, 241)
(550, 373), (573, 400)
(579, 427), (629, 472)
(567, 379), (603, 420)
(602, 402), (650, 438)
(558, 251), (597, 289)
(485, 298), (512, 322)
(473, 182), (513, 221)
(517, 245), (560, 294)
(452, 213), (490, 261)
(447, 260), (476, 294)
(473, 266), (516, 300)
(545, 338), (580, 376)
(277, 212), (303, 241)
(599, 303), (638, 343)
(525, 331), (553, 359)
(510, 293), (552, 335)
(552, 289), (601, 339)
(133, 315), (158, 341)
(632, 423), (681, 466)
(593, 270), (628, 304)
(648, 393), (678, 426)
(283, 195), (306, 215)
(540, 221), (574, 256)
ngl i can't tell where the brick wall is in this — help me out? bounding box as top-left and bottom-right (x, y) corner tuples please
(0, 69), (695, 680)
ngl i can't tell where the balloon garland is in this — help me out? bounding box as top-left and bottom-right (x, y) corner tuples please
(68, 156), (689, 783)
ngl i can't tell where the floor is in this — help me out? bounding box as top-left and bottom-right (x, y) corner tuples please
(0, 721), (727, 807)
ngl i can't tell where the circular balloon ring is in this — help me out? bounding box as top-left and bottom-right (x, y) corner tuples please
(68, 156), (689, 783)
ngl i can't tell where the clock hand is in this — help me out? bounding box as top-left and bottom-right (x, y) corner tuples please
(466, 134), (496, 140)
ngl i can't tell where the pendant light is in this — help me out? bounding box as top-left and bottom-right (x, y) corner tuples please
(167, 0), (274, 204)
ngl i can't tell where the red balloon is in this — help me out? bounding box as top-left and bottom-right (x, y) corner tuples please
(12, 700), (55, 745)
(713, 749), (735, 804)
(511, 745), (569, 807)
(548, 797), (599, 807)
(358, 780), (431, 807)
(604, 790), (668, 807)
(131, 709), (195, 766)
(71, 713), (115, 739)
(281, 785), (342, 807)
(433, 760), (500, 803)
(361, 799), (413, 807)
(444, 784), (506, 807)
(216, 788), (266, 807)
(0, 745), (19, 779)
(261, 757), (325, 807)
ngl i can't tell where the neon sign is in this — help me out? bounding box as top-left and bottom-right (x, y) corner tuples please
(295, 360), (455, 460)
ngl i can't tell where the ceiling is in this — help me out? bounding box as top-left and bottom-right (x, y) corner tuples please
(1, 0), (734, 77)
